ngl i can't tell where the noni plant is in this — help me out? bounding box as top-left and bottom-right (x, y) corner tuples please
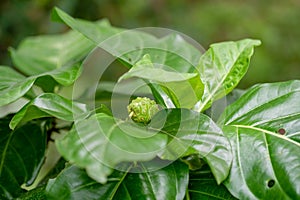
(0, 7), (299, 200)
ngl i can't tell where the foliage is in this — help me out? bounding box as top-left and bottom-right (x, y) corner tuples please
(0, 7), (299, 200)
(1, 0), (300, 88)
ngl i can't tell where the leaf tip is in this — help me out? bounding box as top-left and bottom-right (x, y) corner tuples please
(9, 121), (17, 130)
(242, 38), (262, 47)
(51, 7), (64, 23)
(250, 39), (262, 46)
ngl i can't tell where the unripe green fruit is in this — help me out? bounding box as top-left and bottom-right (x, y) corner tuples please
(127, 97), (160, 124)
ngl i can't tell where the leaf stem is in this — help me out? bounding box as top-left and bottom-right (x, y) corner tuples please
(109, 164), (133, 199)
(185, 188), (191, 200)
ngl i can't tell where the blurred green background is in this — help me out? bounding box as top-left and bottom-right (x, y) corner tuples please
(1, 0), (299, 88)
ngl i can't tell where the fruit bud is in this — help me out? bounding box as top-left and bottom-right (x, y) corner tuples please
(127, 97), (159, 124)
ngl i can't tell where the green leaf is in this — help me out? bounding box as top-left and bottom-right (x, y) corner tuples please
(0, 116), (47, 199)
(52, 8), (204, 108)
(88, 79), (152, 104)
(0, 66), (35, 107)
(220, 80), (300, 142)
(46, 165), (120, 200)
(124, 160), (189, 200)
(152, 33), (202, 73)
(10, 30), (94, 75)
(0, 66), (28, 85)
(188, 167), (237, 199)
(117, 33), (201, 72)
(9, 93), (89, 130)
(51, 8), (120, 49)
(223, 126), (300, 199)
(195, 39), (261, 112)
(0, 64), (83, 107)
(150, 108), (232, 184)
(218, 80), (300, 199)
(34, 63), (83, 92)
(37, 63), (83, 86)
(55, 113), (167, 183)
(46, 161), (188, 200)
(120, 55), (204, 108)
(52, 8), (201, 71)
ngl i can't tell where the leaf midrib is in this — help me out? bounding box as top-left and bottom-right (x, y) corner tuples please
(262, 130), (290, 199)
(232, 125), (300, 147)
(188, 189), (231, 200)
(141, 164), (156, 199)
(0, 133), (13, 177)
(109, 165), (132, 200)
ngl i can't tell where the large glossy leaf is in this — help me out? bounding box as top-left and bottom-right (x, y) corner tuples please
(195, 39), (261, 112)
(223, 126), (300, 199)
(0, 116), (47, 199)
(120, 55), (204, 108)
(52, 7), (202, 71)
(150, 108), (232, 184)
(187, 166), (236, 199)
(46, 160), (188, 200)
(124, 160), (188, 200)
(0, 64), (83, 107)
(10, 30), (94, 75)
(220, 80), (300, 142)
(218, 81), (300, 198)
(9, 93), (89, 130)
(55, 113), (167, 183)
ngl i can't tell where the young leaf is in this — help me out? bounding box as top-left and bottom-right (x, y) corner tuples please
(195, 39), (261, 112)
(9, 93), (89, 129)
(120, 55), (204, 108)
(0, 116), (47, 199)
(219, 80), (300, 142)
(55, 113), (168, 184)
(223, 126), (300, 199)
(10, 30), (94, 75)
(150, 108), (232, 184)
(46, 161), (188, 200)
(145, 33), (202, 73)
